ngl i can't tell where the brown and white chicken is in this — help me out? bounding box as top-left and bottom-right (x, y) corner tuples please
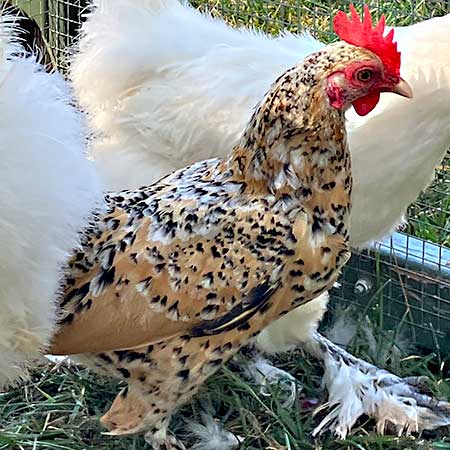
(71, 0), (450, 437)
(47, 7), (414, 448)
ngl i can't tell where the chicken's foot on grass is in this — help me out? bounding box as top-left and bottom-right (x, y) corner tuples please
(244, 332), (450, 437)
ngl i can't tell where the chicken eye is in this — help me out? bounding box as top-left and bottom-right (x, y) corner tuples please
(356, 69), (374, 82)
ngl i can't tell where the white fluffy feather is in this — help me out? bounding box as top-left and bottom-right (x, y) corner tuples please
(185, 414), (243, 450)
(313, 347), (450, 438)
(324, 307), (358, 348)
(0, 14), (101, 386)
(71, 0), (323, 189)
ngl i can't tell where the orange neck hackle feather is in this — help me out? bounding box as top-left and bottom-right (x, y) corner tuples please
(333, 4), (401, 79)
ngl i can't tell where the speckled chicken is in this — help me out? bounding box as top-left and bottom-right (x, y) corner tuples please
(70, 0), (450, 437)
(50, 7), (412, 448)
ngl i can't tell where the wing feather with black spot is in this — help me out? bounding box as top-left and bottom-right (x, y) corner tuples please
(50, 161), (306, 355)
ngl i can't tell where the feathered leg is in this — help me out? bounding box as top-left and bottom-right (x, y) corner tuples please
(96, 375), (187, 450)
(242, 293), (326, 408)
(304, 332), (450, 438)
(245, 330), (450, 437)
(238, 355), (299, 407)
(242, 293), (450, 437)
(73, 331), (240, 450)
(72, 351), (187, 449)
(100, 384), (186, 449)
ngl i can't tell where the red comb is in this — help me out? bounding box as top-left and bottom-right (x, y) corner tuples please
(333, 4), (401, 78)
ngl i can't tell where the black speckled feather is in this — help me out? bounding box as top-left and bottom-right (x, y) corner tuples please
(46, 41), (383, 445)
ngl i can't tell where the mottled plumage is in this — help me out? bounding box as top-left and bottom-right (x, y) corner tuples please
(50, 34), (407, 448)
(69, 0), (450, 438)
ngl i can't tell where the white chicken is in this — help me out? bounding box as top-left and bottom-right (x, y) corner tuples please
(0, 11), (101, 386)
(70, 0), (450, 438)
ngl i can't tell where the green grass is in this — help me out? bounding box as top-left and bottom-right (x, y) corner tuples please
(1, 326), (449, 450)
(190, 0), (450, 40)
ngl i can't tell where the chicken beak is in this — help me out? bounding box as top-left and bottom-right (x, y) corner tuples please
(391, 78), (413, 99)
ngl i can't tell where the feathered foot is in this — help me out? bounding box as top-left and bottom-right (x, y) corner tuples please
(304, 332), (450, 438)
(241, 355), (300, 407)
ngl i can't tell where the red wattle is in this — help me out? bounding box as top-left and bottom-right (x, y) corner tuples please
(352, 91), (380, 116)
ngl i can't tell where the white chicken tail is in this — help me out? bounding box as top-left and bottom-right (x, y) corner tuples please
(71, 0), (206, 116)
(0, 14), (101, 386)
(72, 0), (304, 110)
(71, 0), (323, 190)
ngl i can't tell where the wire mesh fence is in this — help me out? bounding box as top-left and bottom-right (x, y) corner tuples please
(191, 0), (450, 37)
(10, 0), (87, 70)
(8, 0), (450, 353)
